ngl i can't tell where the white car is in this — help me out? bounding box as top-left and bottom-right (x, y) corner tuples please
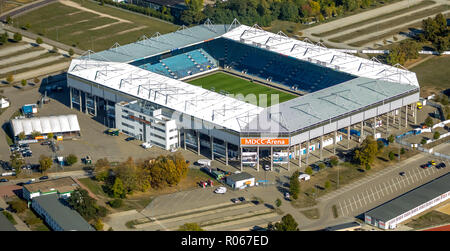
(141, 142), (153, 149)
(214, 187), (227, 194)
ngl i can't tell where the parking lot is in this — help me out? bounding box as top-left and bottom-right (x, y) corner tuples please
(333, 154), (449, 218)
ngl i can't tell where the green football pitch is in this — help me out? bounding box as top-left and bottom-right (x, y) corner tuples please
(187, 72), (297, 107)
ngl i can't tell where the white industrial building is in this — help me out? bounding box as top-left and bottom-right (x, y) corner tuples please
(365, 173), (450, 229)
(66, 21), (420, 171)
(226, 172), (255, 189)
(10, 114), (80, 143)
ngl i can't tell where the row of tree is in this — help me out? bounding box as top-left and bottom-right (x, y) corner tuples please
(419, 13), (449, 53)
(95, 153), (189, 198)
(181, 0), (396, 26)
(94, 0), (175, 22)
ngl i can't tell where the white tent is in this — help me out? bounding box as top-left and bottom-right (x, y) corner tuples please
(0, 98), (9, 108)
(11, 114), (81, 136)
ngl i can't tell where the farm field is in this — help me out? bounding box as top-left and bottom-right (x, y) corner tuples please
(187, 72), (298, 107)
(11, 0), (177, 51)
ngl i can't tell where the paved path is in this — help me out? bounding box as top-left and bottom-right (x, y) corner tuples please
(302, 0), (449, 49)
(0, 43), (32, 57)
(0, 54), (64, 74)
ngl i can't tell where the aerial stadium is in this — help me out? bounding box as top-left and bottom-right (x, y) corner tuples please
(66, 19), (420, 171)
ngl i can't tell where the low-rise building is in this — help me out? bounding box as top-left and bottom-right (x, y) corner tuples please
(31, 194), (94, 231)
(226, 172), (255, 189)
(365, 173), (450, 229)
(22, 177), (80, 201)
(115, 100), (179, 150)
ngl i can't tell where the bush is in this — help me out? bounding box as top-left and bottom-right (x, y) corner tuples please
(94, 219), (104, 231)
(389, 151), (395, 161)
(6, 74), (13, 83)
(8, 198), (27, 213)
(324, 180), (331, 190)
(275, 198), (282, 208)
(329, 156), (339, 167)
(318, 163), (325, 170)
(305, 167), (313, 175)
(365, 163), (371, 171)
(2, 211), (17, 225)
(425, 116), (433, 128)
(36, 37), (43, 45)
(69, 48), (74, 57)
(66, 154), (78, 166)
(109, 198), (123, 208)
(433, 131), (440, 140)
(13, 32), (22, 42)
(400, 148), (405, 155)
(21, 79), (27, 87)
(421, 138), (427, 145)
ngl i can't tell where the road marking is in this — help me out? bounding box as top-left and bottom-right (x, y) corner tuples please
(418, 169), (423, 179)
(366, 190), (372, 202)
(348, 199), (354, 212)
(426, 167), (432, 175)
(379, 184), (384, 197)
(357, 193), (363, 207)
(338, 200), (343, 216)
(353, 196), (358, 209)
(362, 192), (367, 205)
(383, 182), (390, 195)
(389, 181), (395, 193)
(405, 175), (411, 186)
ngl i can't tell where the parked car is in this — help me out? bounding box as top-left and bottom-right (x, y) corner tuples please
(141, 142), (152, 149)
(125, 137), (135, 142)
(399, 171), (406, 176)
(19, 143), (29, 148)
(438, 162), (446, 168)
(231, 198), (241, 203)
(238, 197), (246, 202)
(285, 192), (290, 200)
(263, 164), (270, 171)
(0, 178), (8, 182)
(41, 141), (51, 145)
(214, 187), (227, 194)
(430, 160), (436, 166)
(39, 176), (49, 180)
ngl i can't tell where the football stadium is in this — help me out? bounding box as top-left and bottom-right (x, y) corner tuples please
(67, 20), (420, 171)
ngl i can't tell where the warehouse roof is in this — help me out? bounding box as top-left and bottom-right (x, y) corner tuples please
(24, 177), (79, 194)
(227, 172), (254, 183)
(32, 194), (94, 231)
(11, 114), (80, 137)
(0, 213), (17, 231)
(83, 24), (230, 63)
(365, 173), (450, 222)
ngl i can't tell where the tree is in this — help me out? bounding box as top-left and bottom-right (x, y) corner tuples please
(289, 171), (300, 200)
(94, 219), (104, 231)
(47, 132), (54, 140)
(67, 189), (105, 221)
(108, 198), (123, 208)
(318, 162), (325, 170)
(433, 131), (440, 140)
(18, 132), (26, 140)
(388, 135), (395, 144)
(178, 222), (204, 231)
(389, 151), (395, 161)
(6, 74), (13, 83)
(425, 116), (433, 128)
(421, 138), (427, 145)
(31, 131), (41, 138)
(10, 152), (24, 175)
(21, 79), (27, 87)
(8, 198), (27, 213)
(400, 148), (405, 155)
(69, 48), (74, 57)
(112, 177), (126, 198)
(5, 16), (12, 24)
(0, 32), (8, 44)
(39, 155), (52, 173)
(329, 156), (339, 167)
(305, 166), (313, 175)
(13, 32), (22, 42)
(66, 154), (78, 166)
(275, 198), (282, 207)
(354, 136), (378, 168)
(35, 37), (43, 45)
(270, 214), (299, 231)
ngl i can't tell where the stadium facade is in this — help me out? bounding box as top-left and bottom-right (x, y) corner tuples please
(67, 20), (420, 170)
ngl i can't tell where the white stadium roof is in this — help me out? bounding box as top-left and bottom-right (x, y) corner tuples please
(11, 114), (80, 136)
(221, 25), (419, 87)
(68, 23), (420, 134)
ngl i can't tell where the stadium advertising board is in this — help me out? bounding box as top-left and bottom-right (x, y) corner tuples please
(240, 138), (289, 146)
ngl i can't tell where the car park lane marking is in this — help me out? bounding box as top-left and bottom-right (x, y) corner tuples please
(357, 194), (363, 207)
(348, 199), (354, 212)
(367, 190), (372, 202)
(379, 184), (384, 197)
(371, 187), (377, 201)
(418, 169), (423, 179)
(338, 201), (344, 216)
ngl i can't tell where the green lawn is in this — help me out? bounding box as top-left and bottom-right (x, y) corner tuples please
(78, 177), (108, 197)
(187, 72), (298, 107)
(411, 55), (450, 90)
(12, 0), (177, 51)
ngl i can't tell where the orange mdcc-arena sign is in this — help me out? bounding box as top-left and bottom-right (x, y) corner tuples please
(240, 138), (290, 146)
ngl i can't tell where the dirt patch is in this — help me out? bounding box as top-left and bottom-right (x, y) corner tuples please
(88, 21), (119, 31)
(116, 25), (147, 35)
(300, 208), (320, 219)
(58, 0), (131, 23)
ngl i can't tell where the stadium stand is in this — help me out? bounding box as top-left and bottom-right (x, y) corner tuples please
(137, 49), (218, 79)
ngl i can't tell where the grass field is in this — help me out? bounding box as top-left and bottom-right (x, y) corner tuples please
(411, 55), (450, 91)
(313, 0), (436, 38)
(187, 72), (298, 107)
(11, 0), (177, 51)
(329, 5), (449, 43)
